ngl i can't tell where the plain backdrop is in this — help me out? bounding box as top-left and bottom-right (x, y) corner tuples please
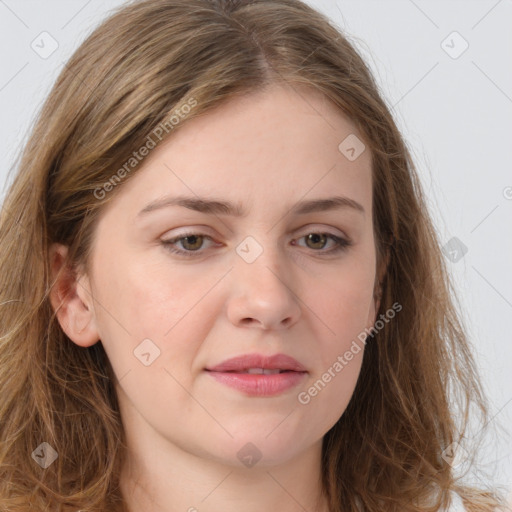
(0, 0), (511, 501)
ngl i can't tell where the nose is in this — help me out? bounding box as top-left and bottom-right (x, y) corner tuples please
(225, 239), (302, 331)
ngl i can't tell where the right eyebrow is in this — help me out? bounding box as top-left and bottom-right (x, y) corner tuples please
(137, 194), (365, 218)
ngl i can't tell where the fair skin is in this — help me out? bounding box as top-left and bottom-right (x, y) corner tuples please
(49, 83), (382, 512)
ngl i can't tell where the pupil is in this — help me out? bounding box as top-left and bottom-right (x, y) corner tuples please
(184, 235), (201, 250)
(308, 233), (326, 249)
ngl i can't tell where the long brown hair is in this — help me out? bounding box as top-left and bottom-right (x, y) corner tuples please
(0, 0), (507, 510)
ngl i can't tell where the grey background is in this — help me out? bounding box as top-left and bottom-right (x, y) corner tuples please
(0, 0), (511, 501)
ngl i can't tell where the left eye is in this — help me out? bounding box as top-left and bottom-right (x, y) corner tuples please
(292, 232), (350, 253)
(161, 231), (351, 257)
(161, 233), (215, 255)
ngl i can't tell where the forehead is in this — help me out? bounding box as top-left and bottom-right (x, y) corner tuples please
(164, 83), (364, 160)
(102, 83), (373, 220)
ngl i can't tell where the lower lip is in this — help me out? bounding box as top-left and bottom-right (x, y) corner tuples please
(206, 370), (307, 396)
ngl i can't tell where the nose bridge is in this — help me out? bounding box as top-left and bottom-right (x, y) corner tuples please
(227, 232), (301, 328)
(234, 233), (289, 289)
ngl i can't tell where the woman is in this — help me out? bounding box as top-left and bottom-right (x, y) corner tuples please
(0, 0), (507, 510)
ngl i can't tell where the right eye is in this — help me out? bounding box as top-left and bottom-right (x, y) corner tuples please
(161, 232), (216, 257)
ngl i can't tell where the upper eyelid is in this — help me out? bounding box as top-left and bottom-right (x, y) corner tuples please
(162, 224), (349, 240)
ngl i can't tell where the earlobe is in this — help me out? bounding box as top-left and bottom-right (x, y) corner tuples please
(48, 243), (100, 347)
(374, 286), (382, 316)
(366, 285), (381, 329)
(374, 243), (391, 313)
(366, 244), (390, 331)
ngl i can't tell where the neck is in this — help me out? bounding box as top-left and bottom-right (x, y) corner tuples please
(118, 403), (330, 512)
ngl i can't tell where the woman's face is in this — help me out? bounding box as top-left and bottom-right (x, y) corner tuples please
(66, 83), (379, 469)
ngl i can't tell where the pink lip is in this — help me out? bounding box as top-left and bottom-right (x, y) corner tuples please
(205, 353), (308, 397)
(206, 353), (306, 372)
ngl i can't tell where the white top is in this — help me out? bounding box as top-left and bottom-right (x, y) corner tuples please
(420, 492), (466, 511)
(447, 492), (466, 511)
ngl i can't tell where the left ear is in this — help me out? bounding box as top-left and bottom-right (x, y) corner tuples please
(367, 242), (391, 327)
(48, 243), (100, 347)
(373, 243), (391, 313)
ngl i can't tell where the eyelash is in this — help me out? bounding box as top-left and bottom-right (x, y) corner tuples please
(161, 231), (352, 257)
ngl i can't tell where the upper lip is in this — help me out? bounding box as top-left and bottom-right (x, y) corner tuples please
(206, 353), (307, 372)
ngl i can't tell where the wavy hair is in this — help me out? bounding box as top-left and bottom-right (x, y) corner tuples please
(0, 0), (507, 510)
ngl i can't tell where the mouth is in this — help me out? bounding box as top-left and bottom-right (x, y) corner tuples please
(208, 368), (298, 375)
(204, 353), (308, 397)
(204, 353), (307, 396)
(205, 352), (307, 374)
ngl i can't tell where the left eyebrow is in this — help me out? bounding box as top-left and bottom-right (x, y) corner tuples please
(136, 194), (365, 218)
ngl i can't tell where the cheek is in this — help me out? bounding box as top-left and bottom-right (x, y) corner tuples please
(91, 254), (223, 377)
(293, 230), (377, 338)
(307, 263), (375, 354)
(294, 311), (365, 442)
(90, 257), (213, 426)
(296, 257), (374, 421)
(300, 349), (364, 427)
(297, 287), (368, 434)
